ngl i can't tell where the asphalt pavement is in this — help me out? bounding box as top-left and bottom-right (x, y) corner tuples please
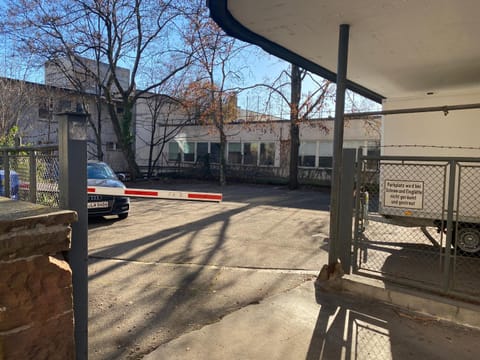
(88, 181), (480, 360)
(88, 182), (331, 359)
(144, 279), (480, 360)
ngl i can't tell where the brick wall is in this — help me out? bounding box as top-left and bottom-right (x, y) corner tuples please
(0, 198), (77, 359)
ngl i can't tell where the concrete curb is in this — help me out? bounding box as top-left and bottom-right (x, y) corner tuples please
(317, 274), (480, 330)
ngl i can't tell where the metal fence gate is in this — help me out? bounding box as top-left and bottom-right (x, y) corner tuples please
(0, 145), (60, 207)
(353, 154), (480, 301)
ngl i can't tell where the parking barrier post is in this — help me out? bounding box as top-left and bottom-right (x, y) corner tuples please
(58, 112), (88, 360)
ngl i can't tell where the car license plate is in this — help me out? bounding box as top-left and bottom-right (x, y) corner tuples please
(87, 201), (109, 209)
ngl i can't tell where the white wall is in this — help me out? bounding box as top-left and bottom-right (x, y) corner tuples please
(382, 90), (480, 157)
(144, 117), (381, 168)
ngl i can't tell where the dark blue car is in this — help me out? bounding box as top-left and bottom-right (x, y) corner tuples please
(87, 161), (130, 219)
(0, 170), (19, 200)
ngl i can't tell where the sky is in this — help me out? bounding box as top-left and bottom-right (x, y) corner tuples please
(0, 5), (380, 120)
(237, 48), (380, 119)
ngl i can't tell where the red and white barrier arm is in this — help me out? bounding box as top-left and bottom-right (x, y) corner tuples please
(19, 182), (59, 192)
(87, 186), (222, 202)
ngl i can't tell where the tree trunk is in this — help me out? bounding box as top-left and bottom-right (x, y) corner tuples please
(96, 98), (104, 161)
(289, 122), (300, 189)
(147, 122), (156, 178)
(107, 98), (140, 181)
(219, 126), (227, 186)
(124, 142), (140, 181)
(121, 103), (140, 180)
(289, 64), (302, 190)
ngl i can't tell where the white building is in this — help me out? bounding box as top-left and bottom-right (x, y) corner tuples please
(45, 57), (130, 95)
(5, 58), (381, 183)
(135, 112), (380, 183)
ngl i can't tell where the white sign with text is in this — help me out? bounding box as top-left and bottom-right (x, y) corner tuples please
(384, 180), (424, 209)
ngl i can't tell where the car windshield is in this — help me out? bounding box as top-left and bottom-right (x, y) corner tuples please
(87, 163), (118, 180)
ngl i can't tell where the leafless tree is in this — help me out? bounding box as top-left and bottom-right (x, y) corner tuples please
(136, 90), (195, 178)
(3, 0), (195, 179)
(259, 64), (333, 189)
(0, 78), (33, 141)
(182, 1), (251, 186)
(345, 90), (382, 137)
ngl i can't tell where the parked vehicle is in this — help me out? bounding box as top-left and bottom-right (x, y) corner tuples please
(0, 170), (19, 200)
(87, 161), (129, 220)
(377, 91), (480, 255)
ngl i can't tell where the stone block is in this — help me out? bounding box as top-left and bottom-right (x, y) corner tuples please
(0, 199), (76, 359)
(0, 255), (73, 331)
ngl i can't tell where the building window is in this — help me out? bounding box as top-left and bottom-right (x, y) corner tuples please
(106, 142), (120, 151)
(58, 100), (72, 112)
(183, 142), (195, 162)
(168, 142), (180, 161)
(259, 142), (275, 166)
(210, 143), (221, 163)
(244, 142), (258, 165)
(197, 142), (209, 163)
(318, 141), (333, 168)
(366, 147), (380, 170)
(228, 142), (242, 164)
(38, 100), (52, 119)
(299, 141), (316, 167)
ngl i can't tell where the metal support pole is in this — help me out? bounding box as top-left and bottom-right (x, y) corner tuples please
(58, 112), (88, 360)
(29, 150), (37, 203)
(328, 24), (350, 266)
(4, 150), (10, 198)
(344, 102), (480, 119)
(352, 149), (364, 271)
(338, 148), (355, 273)
(443, 160), (456, 291)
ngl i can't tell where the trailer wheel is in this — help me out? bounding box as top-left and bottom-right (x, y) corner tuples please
(455, 226), (480, 255)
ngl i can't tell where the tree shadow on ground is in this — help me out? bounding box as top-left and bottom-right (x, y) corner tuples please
(87, 182), (331, 359)
(87, 201), (322, 359)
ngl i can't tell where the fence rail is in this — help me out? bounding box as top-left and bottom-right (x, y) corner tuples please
(1, 145), (60, 207)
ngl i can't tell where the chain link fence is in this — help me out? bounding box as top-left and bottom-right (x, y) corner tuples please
(354, 155), (480, 301)
(1, 145), (60, 208)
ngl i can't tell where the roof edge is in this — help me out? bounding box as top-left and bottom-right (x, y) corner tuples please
(208, 0), (384, 104)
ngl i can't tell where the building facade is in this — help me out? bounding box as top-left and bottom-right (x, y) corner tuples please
(135, 115), (380, 184)
(3, 58), (381, 184)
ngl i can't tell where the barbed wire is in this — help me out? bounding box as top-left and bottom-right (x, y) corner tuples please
(380, 144), (480, 150)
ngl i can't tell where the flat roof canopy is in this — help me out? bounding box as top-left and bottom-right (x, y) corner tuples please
(209, 0), (480, 103)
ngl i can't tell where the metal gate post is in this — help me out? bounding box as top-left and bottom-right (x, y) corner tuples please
(58, 112), (88, 360)
(4, 150), (10, 198)
(328, 24), (350, 266)
(29, 150), (37, 203)
(352, 150), (365, 271)
(338, 149), (356, 273)
(443, 160), (456, 291)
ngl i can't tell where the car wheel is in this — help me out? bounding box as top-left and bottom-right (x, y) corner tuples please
(455, 225), (480, 256)
(118, 213), (129, 220)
